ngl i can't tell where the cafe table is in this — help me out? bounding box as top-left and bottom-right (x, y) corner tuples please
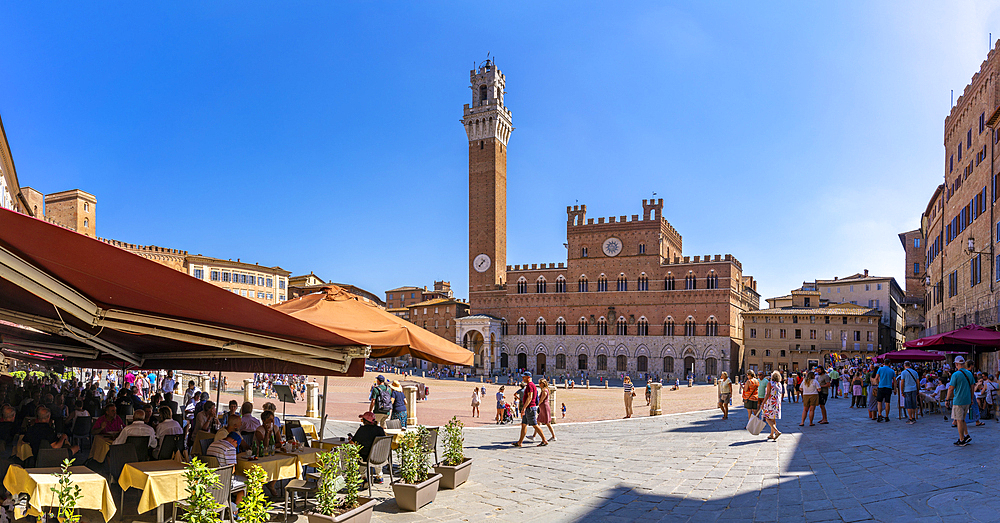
(3, 464), (117, 522)
(119, 460), (188, 523)
(236, 453), (299, 482)
(298, 419), (319, 439)
(279, 446), (324, 467)
(311, 437), (351, 451)
(89, 435), (113, 463)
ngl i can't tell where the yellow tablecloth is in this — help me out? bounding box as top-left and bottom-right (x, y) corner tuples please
(236, 454), (298, 482)
(299, 420), (319, 439)
(119, 460), (188, 515)
(89, 435), (112, 463)
(14, 439), (32, 461)
(311, 438), (349, 451)
(3, 465), (117, 522)
(280, 447), (324, 467)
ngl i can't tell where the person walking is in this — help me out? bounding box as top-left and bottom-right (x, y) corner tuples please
(900, 361), (920, 424)
(875, 362), (895, 422)
(851, 372), (864, 408)
(757, 371), (770, 418)
(948, 356), (975, 446)
(389, 380), (407, 428)
(513, 372), (547, 447)
(471, 387), (481, 418)
(717, 372), (732, 420)
(785, 372), (795, 403)
(742, 370), (759, 420)
(495, 386), (506, 423)
(537, 379), (556, 441)
(799, 371), (819, 426)
(829, 367), (840, 398)
(762, 371), (783, 440)
(816, 367), (831, 424)
(623, 376), (635, 418)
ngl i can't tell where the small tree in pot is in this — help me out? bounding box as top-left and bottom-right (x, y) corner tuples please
(49, 458), (82, 523)
(309, 444), (377, 523)
(434, 416), (472, 489)
(392, 426), (442, 511)
(236, 465), (271, 523)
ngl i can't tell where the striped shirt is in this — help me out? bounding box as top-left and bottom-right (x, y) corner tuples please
(623, 382), (634, 394)
(206, 439), (237, 467)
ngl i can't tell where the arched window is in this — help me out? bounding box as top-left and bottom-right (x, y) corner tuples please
(578, 354), (588, 370)
(706, 318), (719, 336)
(685, 273), (696, 290)
(556, 354), (566, 369)
(597, 275), (608, 292)
(663, 356), (674, 373)
(536, 277), (547, 294)
(501, 318), (508, 335)
(84, 202), (89, 212)
(684, 318), (696, 336)
(637, 317), (649, 336)
(577, 317), (588, 335)
(581, 247), (588, 258)
(705, 358), (718, 376)
(536, 317), (547, 335)
(596, 354), (608, 370)
(638, 243), (646, 254)
(637, 355), (648, 372)
(664, 318), (675, 336)
(616, 317), (628, 336)
(683, 356), (695, 376)
(596, 317), (608, 335)
(578, 275), (589, 292)
(83, 218), (89, 228)
(665, 275), (675, 290)
(707, 272), (719, 289)
(516, 318), (527, 335)
(638, 273), (649, 291)
(555, 276), (566, 293)
(616, 354), (627, 371)
(516, 278), (527, 294)
(555, 317), (567, 336)
(500, 353), (509, 368)
(616, 274), (627, 292)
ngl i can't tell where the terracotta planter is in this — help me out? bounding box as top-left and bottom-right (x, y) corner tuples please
(391, 473), (442, 511)
(433, 458), (473, 489)
(306, 497), (378, 523)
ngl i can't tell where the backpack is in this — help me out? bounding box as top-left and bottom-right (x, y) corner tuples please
(375, 384), (392, 412)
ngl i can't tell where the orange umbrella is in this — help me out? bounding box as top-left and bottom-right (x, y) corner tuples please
(273, 286), (474, 366)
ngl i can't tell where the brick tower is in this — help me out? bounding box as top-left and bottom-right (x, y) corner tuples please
(463, 59), (513, 299)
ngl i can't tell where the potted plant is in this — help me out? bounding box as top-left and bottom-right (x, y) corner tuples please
(391, 426), (442, 511)
(433, 416), (472, 489)
(236, 465), (271, 523)
(49, 458), (82, 523)
(308, 444), (377, 523)
(180, 457), (223, 523)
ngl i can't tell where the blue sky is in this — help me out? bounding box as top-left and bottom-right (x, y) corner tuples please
(3, 2), (1000, 303)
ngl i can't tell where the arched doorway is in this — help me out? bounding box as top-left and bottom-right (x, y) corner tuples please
(500, 352), (509, 369)
(616, 355), (627, 372)
(536, 353), (546, 375)
(705, 357), (718, 377)
(517, 353), (527, 370)
(464, 331), (485, 370)
(683, 356), (696, 378)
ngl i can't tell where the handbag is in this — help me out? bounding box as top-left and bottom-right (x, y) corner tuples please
(746, 410), (767, 436)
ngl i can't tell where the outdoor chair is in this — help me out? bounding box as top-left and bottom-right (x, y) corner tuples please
(70, 416), (93, 448)
(118, 403), (134, 417)
(199, 437), (213, 457)
(172, 412), (183, 426)
(284, 477), (318, 522)
(155, 434), (183, 461)
(421, 426), (439, 466)
(203, 455), (220, 468)
(290, 427), (308, 445)
(173, 466), (235, 523)
(284, 419), (302, 441)
(192, 430), (214, 456)
(126, 436), (151, 462)
(35, 447), (70, 468)
(365, 436), (393, 497)
(385, 418), (402, 430)
(107, 443), (139, 517)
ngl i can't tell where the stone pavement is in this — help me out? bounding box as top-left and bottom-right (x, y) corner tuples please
(319, 396), (1000, 522)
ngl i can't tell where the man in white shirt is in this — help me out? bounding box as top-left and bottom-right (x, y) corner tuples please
(161, 371), (176, 396)
(155, 406), (183, 442)
(182, 380), (200, 408)
(114, 409), (157, 449)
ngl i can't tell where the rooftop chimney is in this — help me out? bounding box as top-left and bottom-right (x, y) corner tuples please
(864, 269), (869, 277)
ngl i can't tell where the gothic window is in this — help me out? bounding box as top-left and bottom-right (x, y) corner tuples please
(684, 318), (696, 336)
(663, 356), (674, 373)
(516, 318), (527, 335)
(706, 272), (719, 289)
(581, 247), (588, 257)
(616, 317), (628, 336)
(578, 276), (589, 292)
(638, 274), (649, 291)
(577, 317), (588, 335)
(706, 318), (719, 336)
(555, 318), (567, 336)
(616, 355), (627, 371)
(536, 318), (547, 335)
(578, 354), (588, 370)
(596, 354), (608, 371)
(664, 318), (675, 336)
(556, 354), (566, 370)
(637, 355), (648, 372)
(638, 243), (646, 254)
(597, 275), (608, 292)
(555, 276), (567, 293)
(617, 275), (627, 292)
(665, 275), (676, 290)
(637, 317), (649, 336)
(597, 317), (608, 335)
(516, 278), (527, 294)
(685, 274), (696, 290)
(536, 277), (547, 294)
(501, 318), (508, 335)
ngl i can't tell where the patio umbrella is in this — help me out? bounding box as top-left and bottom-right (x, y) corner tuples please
(273, 286), (474, 366)
(876, 349), (945, 362)
(905, 324), (1000, 350)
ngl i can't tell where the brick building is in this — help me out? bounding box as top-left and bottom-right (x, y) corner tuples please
(455, 60), (760, 381)
(407, 297), (470, 348)
(743, 288), (881, 374)
(898, 229), (926, 342)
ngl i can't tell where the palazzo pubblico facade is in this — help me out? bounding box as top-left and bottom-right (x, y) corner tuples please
(455, 61), (760, 381)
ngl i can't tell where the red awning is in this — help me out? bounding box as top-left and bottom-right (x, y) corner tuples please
(905, 324), (1000, 351)
(0, 208), (368, 375)
(875, 349), (945, 362)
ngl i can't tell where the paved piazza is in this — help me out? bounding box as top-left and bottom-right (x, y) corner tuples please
(318, 398), (1000, 522)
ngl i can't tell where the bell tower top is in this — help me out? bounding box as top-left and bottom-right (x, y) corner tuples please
(462, 59), (513, 146)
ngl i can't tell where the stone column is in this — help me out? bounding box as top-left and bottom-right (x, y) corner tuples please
(403, 385), (418, 426)
(548, 387), (557, 424)
(649, 382), (662, 416)
(585, 380), (590, 389)
(305, 382), (319, 418)
(604, 380), (609, 389)
(243, 378), (254, 404)
(200, 376), (212, 396)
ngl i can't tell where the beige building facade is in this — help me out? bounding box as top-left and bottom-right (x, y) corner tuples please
(0, 114), (30, 215)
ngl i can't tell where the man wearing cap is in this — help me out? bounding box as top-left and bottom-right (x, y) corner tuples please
(875, 361), (895, 422)
(947, 356), (975, 446)
(350, 412), (387, 483)
(513, 372), (547, 447)
(206, 432), (245, 503)
(368, 375), (391, 427)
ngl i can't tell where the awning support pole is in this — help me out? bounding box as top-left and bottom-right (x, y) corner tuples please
(216, 370), (222, 410)
(319, 376), (328, 439)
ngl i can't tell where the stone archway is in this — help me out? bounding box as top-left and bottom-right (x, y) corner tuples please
(464, 331), (486, 373)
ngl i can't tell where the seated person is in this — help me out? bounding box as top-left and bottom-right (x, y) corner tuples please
(215, 414), (243, 445)
(262, 402), (281, 428)
(193, 401), (221, 435)
(154, 406), (183, 448)
(92, 404), (125, 436)
(24, 406), (79, 457)
(113, 408), (157, 450)
(66, 401), (90, 430)
(349, 412), (386, 484)
(240, 401), (261, 432)
(253, 411), (283, 446)
(0, 406), (17, 450)
(161, 392), (180, 417)
(206, 432), (245, 503)
(221, 400), (239, 422)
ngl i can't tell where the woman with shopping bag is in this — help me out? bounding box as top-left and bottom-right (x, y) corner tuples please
(761, 370), (784, 440)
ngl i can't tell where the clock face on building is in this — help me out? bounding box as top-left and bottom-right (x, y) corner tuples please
(473, 253), (492, 272)
(602, 237), (622, 257)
